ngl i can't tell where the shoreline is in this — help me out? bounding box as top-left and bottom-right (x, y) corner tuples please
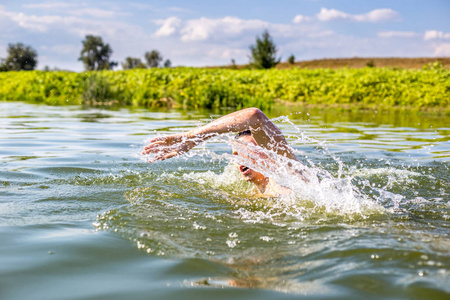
(2, 99), (448, 115)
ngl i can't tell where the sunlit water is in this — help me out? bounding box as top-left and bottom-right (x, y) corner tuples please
(1, 102), (449, 300)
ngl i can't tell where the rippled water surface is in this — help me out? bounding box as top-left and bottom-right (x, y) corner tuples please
(1, 102), (449, 300)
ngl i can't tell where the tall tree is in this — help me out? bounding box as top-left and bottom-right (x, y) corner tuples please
(1, 43), (38, 71)
(249, 30), (280, 69)
(121, 57), (146, 69)
(145, 50), (163, 68)
(79, 35), (117, 71)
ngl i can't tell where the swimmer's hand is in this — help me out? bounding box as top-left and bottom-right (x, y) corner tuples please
(141, 133), (197, 162)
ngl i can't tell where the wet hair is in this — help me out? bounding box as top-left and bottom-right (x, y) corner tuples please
(235, 130), (252, 139)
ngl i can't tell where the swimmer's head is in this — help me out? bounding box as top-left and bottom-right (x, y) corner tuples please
(232, 130), (267, 185)
(235, 130), (252, 139)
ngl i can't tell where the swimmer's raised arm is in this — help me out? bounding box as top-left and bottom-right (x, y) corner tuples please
(142, 108), (298, 162)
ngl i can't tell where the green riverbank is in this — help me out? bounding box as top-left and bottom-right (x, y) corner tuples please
(1, 67), (449, 109)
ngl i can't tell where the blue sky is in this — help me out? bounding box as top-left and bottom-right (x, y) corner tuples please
(1, 0), (449, 71)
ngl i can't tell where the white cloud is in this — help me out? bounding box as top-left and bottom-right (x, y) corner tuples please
(166, 6), (195, 14)
(292, 15), (313, 23)
(22, 2), (75, 10)
(433, 43), (450, 56)
(68, 8), (120, 18)
(358, 9), (399, 22)
(1, 6), (146, 39)
(180, 16), (268, 41)
(316, 8), (349, 21)
(10, 13), (67, 32)
(129, 3), (194, 14)
(150, 15), (336, 66)
(153, 15), (331, 43)
(154, 17), (181, 37)
(424, 30), (450, 40)
(22, 2), (127, 18)
(317, 8), (399, 22)
(377, 31), (417, 38)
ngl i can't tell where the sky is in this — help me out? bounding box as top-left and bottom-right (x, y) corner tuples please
(1, 0), (449, 71)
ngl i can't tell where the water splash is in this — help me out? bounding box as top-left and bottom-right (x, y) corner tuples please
(79, 110), (446, 229)
(141, 115), (391, 222)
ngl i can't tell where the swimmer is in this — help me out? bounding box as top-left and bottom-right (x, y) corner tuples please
(142, 108), (308, 196)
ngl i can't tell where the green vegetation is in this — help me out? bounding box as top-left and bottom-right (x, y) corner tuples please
(0, 67), (448, 109)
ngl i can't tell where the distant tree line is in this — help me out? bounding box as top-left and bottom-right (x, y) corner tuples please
(1, 30), (296, 72)
(79, 35), (171, 71)
(0, 35), (173, 72)
(77, 35), (172, 70)
(121, 50), (171, 70)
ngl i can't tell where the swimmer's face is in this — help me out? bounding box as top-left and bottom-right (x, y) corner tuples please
(232, 135), (267, 184)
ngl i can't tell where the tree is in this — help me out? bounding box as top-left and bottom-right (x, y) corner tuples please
(121, 57), (146, 69)
(79, 35), (117, 71)
(163, 59), (172, 68)
(0, 62), (8, 72)
(249, 30), (280, 69)
(287, 54), (295, 64)
(145, 50), (163, 68)
(1, 43), (38, 71)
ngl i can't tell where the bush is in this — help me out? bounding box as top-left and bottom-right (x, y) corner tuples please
(82, 73), (117, 105)
(287, 55), (295, 64)
(366, 60), (375, 68)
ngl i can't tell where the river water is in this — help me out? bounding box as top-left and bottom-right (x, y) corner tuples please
(0, 102), (449, 300)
